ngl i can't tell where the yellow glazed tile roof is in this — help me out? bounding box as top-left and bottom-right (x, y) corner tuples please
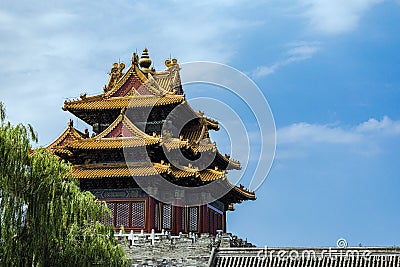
(199, 168), (226, 182)
(65, 112), (189, 150)
(231, 184), (256, 200)
(151, 64), (181, 92)
(52, 148), (74, 157)
(72, 162), (169, 179)
(65, 111), (160, 149)
(95, 111), (157, 139)
(46, 120), (85, 150)
(105, 64), (173, 97)
(66, 137), (190, 150)
(170, 166), (226, 182)
(66, 138), (159, 150)
(162, 138), (189, 151)
(63, 94), (185, 111)
(194, 142), (217, 153)
(63, 63), (185, 112)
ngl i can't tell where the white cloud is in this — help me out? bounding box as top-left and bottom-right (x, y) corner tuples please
(0, 1), (261, 145)
(277, 116), (400, 159)
(286, 41), (321, 62)
(299, 0), (383, 34)
(252, 65), (279, 77)
(356, 116), (400, 135)
(252, 41), (320, 78)
(278, 122), (362, 145)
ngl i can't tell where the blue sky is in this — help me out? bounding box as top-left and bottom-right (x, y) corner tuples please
(1, 1), (400, 247)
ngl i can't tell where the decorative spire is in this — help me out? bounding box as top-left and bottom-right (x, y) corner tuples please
(139, 48), (152, 71)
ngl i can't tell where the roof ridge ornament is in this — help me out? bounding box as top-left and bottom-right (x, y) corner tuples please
(104, 62), (125, 92)
(84, 128), (89, 138)
(165, 58), (178, 68)
(139, 48), (152, 73)
(132, 52), (139, 65)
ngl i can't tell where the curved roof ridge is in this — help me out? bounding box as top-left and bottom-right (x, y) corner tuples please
(122, 113), (158, 139)
(228, 180), (256, 200)
(46, 120), (85, 150)
(104, 64), (135, 97)
(95, 112), (124, 139)
(94, 109), (158, 140)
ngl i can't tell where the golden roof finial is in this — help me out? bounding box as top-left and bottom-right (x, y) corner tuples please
(139, 48), (152, 71)
(165, 58), (178, 68)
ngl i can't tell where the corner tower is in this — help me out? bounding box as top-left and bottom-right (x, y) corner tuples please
(47, 48), (255, 235)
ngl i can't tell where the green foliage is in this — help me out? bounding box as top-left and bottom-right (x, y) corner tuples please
(0, 102), (128, 266)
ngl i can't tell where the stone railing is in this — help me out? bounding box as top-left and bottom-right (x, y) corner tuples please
(114, 229), (197, 246)
(114, 229), (253, 248)
(114, 230), (254, 266)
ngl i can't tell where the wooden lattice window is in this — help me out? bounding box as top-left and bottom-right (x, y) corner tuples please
(116, 202), (130, 227)
(131, 201), (145, 228)
(102, 200), (146, 229)
(103, 202), (114, 226)
(188, 207), (198, 232)
(162, 204), (172, 230)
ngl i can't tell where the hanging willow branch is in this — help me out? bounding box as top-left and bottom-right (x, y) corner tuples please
(0, 102), (128, 266)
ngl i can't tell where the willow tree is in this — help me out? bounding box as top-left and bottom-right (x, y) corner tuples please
(0, 102), (128, 266)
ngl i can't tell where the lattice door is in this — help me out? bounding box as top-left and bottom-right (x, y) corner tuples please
(162, 204), (172, 230)
(116, 202), (130, 227)
(131, 201), (145, 228)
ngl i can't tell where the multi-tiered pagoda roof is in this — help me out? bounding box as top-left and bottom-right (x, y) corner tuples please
(47, 48), (254, 234)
